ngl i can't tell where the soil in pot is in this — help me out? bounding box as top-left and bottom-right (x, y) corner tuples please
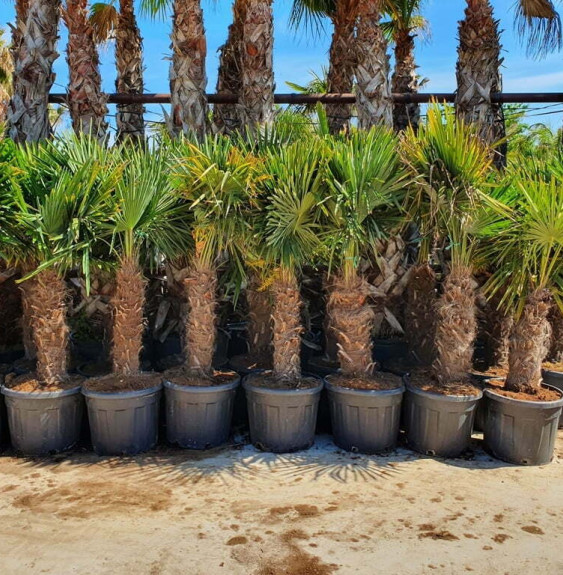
(328, 371), (402, 391)
(4, 372), (83, 393)
(163, 367), (240, 450)
(409, 370), (481, 397)
(83, 372), (162, 393)
(248, 372), (320, 390)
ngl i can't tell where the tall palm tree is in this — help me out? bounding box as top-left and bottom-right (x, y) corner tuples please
(356, 0), (392, 129)
(0, 29), (13, 125)
(8, 0), (61, 142)
(240, 0), (275, 131)
(382, 0), (428, 132)
(215, 0), (246, 133)
(90, 0), (145, 141)
(63, 0), (108, 141)
(290, 0), (357, 135)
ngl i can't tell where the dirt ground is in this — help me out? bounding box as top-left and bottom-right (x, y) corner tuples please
(0, 432), (561, 575)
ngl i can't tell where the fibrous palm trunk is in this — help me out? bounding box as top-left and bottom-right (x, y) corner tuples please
(506, 289), (552, 394)
(240, 0), (275, 131)
(327, 272), (374, 376)
(325, 0), (356, 135)
(115, 0), (144, 142)
(433, 266), (476, 384)
(355, 0), (392, 129)
(169, 0), (208, 139)
(405, 263), (436, 365)
(247, 272), (272, 359)
(392, 29), (420, 132)
(184, 256), (216, 375)
(111, 256), (146, 375)
(548, 306), (563, 364)
(484, 291), (513, 369)
(272, 268), (302, 381)
(25, 269), (69, 385)
(8, 0), (60, 142)
(456, 0), (506, 167)
(63, 0), (108, 141)
(215, 0), (246, 133)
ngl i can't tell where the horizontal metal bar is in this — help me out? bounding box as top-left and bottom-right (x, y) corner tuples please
(47, 92), (563, 105)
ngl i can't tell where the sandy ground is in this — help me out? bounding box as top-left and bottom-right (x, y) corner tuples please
(0, 432), (561, 575)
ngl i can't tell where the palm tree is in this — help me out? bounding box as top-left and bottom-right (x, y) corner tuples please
(402, 105), (494, 386)
(240, 0), (275, 131)
(253, 138), (327, 385)
(356, 0), (392, 129)
(169, 136), (260, 380)
(290, 0), (357, 135)
(515, 0), (562, 57)
(215, 0), (245, 133)
(482, 163), (563, 395)
(382, 0), (428, 132)
(323, 128), (406, 378)
(0, 29), (13, 125)
(90, 0), (145, 141)
(8, 0), (61, 142)
(62, 0), (108, 141)
(2, 136), (119, 388)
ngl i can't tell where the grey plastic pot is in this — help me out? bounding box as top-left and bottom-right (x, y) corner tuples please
(403, 380), (482, 458)
(483, 384), (563, 466)
(326, 378), (404, 454)
(244, 373), (323, 453)
(1, 385), (83, 456)
(542, 369), (563, 428)
(164, 377), (240, 449)
(0, 394), (7, 447)
(83, 383), (162, 456)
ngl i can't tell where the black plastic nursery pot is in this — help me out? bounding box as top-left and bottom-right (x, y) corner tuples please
(164, 376), (240, 449)
(403, 379), (482, 458)
(483, 384), (563, 466)
(243, 372), (323, 453)
(325, 377), (404, 454)
(1, 385), (83, 456)
(83, 383), (162, 456)
(542, 369), (563, 428)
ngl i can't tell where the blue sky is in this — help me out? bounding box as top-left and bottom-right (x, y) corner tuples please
(1, 0), (562, 127)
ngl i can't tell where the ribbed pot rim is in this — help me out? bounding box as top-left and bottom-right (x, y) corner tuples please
(404, 378), (483, 402)
(542, 368), (563, 378)
(325, 377), (404, 397)
(1, 384), (82, 400)
(485, 384), (563, 409)
(164, 376), (240, 393)
(243, 371), (323, 396)
(82, 382), (162, 400)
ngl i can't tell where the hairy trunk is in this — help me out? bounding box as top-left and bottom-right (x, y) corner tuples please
(184, 256), (216, 375)
(327, 272), (375, 376)
(23, 269), (69, 384)
(115, 0), (144, 142)
(392, 29), (419, 132)
(215, 0), (245, 133)
(433, 266), (476, 384)
(485, 292), (514, 369)
(247, 272), (272, 357)
(272, 269), (302, 381)
(405, 264), (436, 365)
(456, 0), (506, 168)
(8, 0), (60, 142)
(355, 0), (392, 129)
(325, 0), (356, 134)
(240, 0), (275, 132)
(169, 0), (208, 139)
(19, 273), (37, 360)
(506, 289), (551, 394)
(111, 256), (145, 375)
(548, 306), (563, 364)
(63, 0), (107, 141)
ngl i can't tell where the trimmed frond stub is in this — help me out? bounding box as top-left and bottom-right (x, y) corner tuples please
(515, 0), (563, 58)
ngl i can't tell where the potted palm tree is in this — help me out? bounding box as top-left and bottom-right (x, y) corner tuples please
(243, 138), (327, 453)
(83, 144), (192, 455)
(1, 136), (118, 456)
(322, 128), (407, 454)
(481, 166), (563, 465)
(400, 105), (491, 458)
(163, 136), (260, 449)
